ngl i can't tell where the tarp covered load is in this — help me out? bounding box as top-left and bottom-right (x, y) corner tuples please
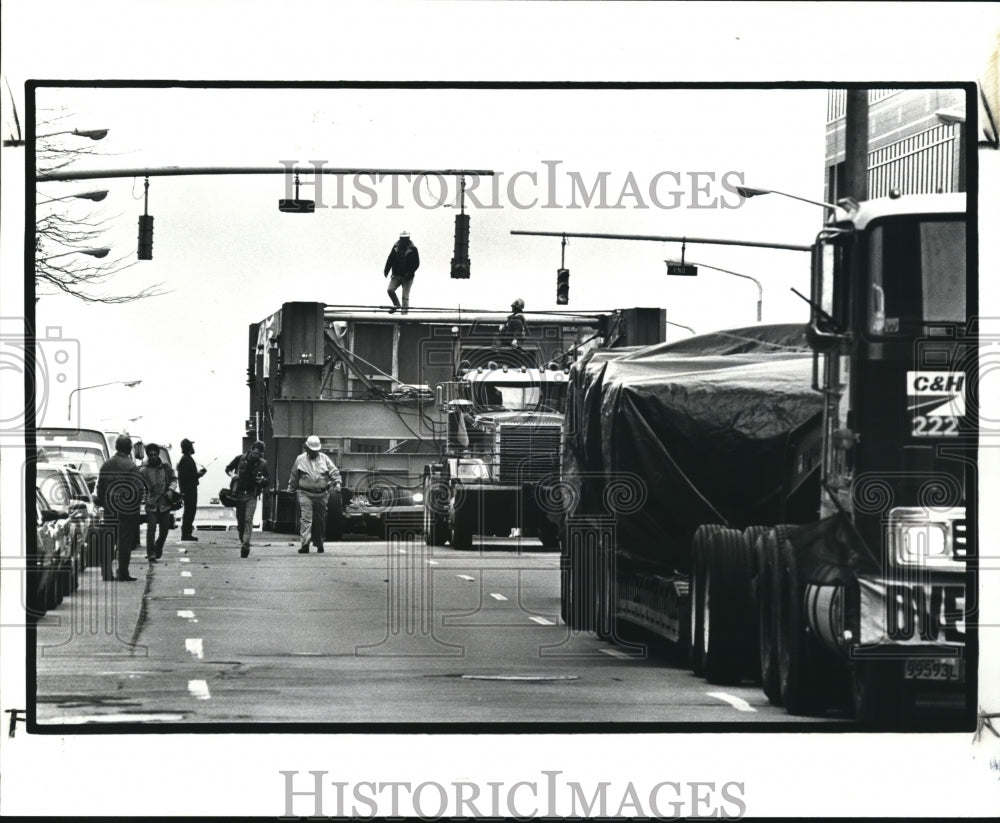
(562, 324), (823, 571)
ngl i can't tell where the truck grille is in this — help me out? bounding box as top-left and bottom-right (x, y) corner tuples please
(498, 424), (561, 483)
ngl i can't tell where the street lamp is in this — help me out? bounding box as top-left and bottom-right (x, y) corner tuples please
(67, 380), (142, 420)
(665, 259), (764, 322)
(37, 190), (109, 204)
(4, 128), (109, 147)
(736, 185), (838, 214)
(39, 247), (111, 261)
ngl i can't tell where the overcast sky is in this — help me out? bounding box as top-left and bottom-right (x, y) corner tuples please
(2, 1), (999, 818)
(27, 83), (828, 494)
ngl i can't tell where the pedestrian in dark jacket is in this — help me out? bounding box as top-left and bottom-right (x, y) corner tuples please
(94, 434), (144, 581)
(177, 438), (206, 541)
(225, 440), (269, 557)
(140, 443), (178, 562)
(383, 231), (419, 313)
(500, 297), (528, 347)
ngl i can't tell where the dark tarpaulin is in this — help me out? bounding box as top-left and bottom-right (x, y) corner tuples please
(563, 324), (824, 571)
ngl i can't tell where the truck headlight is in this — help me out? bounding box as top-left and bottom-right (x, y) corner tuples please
(455, 459), (490, 480)
(887, 507), (965, 569)
(412, 492), (424, 504)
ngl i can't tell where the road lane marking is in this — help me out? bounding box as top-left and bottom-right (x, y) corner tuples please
(599, 648), (633, 659)
(183, 588), (195, 596)
(706, 691), (757, 713)
(188, 680), (211, 700)
(181, 571), (192, 578)
(176, 610), (196, 619)
(178, 547), (187, 554)
(457, 574), (475, 581)
(462, 674), (579, 681)
(185, 639), (204, 659)
(179, 557), (190, 563)
(398, 548), (407, 554)
(529, 616), (554, 625)
(427, 560), (439, 565)
(490, 593), (508, 601)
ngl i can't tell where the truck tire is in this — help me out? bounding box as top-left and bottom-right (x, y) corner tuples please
(852, 662), (908, 729)
(703, 527), (752, 685)
(757, 528), (782, 705)
(325, 491), (344, 541)
(450, 503), (474, 550)
(538, 519), (560, 549)
(688, 524), (720, 677)
(776, 537), (825, 715)
(595, 540), (614, 641)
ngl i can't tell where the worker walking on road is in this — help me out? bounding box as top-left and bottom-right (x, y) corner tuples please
(383, 230), (419, 313)
(287, 435), (342, 554)
(139, 443), (178, 562)
(225, 440), (269, 558)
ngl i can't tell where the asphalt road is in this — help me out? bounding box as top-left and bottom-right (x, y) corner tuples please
(33, 527), (846, 727)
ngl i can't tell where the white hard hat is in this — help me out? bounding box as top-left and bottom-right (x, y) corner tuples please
(305, 435), (322, 451)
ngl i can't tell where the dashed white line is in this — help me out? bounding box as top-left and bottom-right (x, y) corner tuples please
(185, 638), (204, 659)
(188, 680), (211, 700)
(176, 610), (195, 619)
(183, 588), (195, 596)
(398, 548), (407, 554)
(529, 616), (554, 626)
(179, 557), (190, 563)
(178, 547), (187, 554)
(706, 691), (757, 713)
(457, 574), (476, 581)
(181, 571), (192, 578)
(490, 593), (508, 601)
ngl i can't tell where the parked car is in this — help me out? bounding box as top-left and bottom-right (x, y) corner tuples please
(35, 463), (97, 597)
(37, 427), (110, 493)
(31, 486), (74, 615)
(190, 504), (261, 533)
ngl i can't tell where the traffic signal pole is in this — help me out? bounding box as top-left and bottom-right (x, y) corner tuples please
(512, 229), (813, 254)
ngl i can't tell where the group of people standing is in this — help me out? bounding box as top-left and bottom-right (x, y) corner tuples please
(93, 433), (344, 579)
(94, 436), (205, 581)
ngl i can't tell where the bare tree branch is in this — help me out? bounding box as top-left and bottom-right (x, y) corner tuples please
(34, 108), (168, 304)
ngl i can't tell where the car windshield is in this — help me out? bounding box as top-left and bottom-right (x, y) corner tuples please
(37, 468), (73, 508)
(471, 382), (566, 412)
(868, 216), (966, 333)
(37, 445), (104, 477)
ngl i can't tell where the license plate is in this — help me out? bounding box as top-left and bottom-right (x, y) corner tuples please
(904, 658), (962, 681)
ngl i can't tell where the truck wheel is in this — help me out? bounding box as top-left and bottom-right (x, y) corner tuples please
(688, 524), (718, 676)
(757, 528), (782, 705)
(595, 540), (614, 641)
(325, 491), (344, 541)
(538, 520), (560, 549)
(852, 662), (908, 729)
(450, 504), (474, 550)
(703, 527), (752, 685)
(776, 538), (825, 715)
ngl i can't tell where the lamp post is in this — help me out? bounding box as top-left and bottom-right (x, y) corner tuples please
(665, 259), (764, 322)
(39, 247), (111, 261)
(67, 380), (142, 420)
(37, 190), (109, 204)
(4, 128), (109, 147)
(736, 185), (838, 214)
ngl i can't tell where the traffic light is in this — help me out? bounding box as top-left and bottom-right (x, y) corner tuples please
(451, 213), (470, 278)
(556, 267), (569, 304)
(137, 214), (154, 260)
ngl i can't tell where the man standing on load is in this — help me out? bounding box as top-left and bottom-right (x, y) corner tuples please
(287, 435), (342, 554)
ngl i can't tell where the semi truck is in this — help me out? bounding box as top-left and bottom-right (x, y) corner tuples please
(423, 360), (570, 549)
(560, 192), (974, 728)
(245, 303), (663, 539)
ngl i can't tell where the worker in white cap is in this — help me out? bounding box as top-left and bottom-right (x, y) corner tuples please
(287, 435), (342, 553)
